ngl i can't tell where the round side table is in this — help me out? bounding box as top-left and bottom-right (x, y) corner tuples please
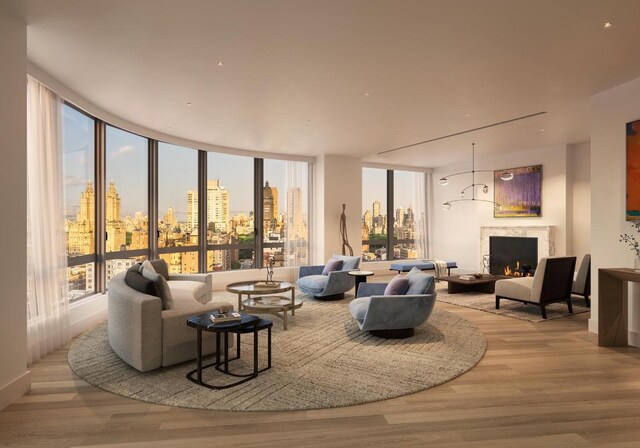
(348, 270), (374, 296)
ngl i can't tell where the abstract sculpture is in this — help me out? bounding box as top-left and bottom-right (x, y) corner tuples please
(340, 203), (354, 256)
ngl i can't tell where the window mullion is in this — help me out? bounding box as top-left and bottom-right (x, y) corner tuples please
(387, 169), (394, 261)
(95, 119), (106, 294)
(254, 158), (264, 269)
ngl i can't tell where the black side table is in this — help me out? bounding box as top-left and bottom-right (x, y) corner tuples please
(186, 313), (270, 389)
(348, 270), (374, 295)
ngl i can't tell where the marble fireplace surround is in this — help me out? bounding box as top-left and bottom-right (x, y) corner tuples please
(480, 226), (554, 270)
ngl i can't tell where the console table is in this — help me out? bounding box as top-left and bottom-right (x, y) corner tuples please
(598, 268), (640, 347)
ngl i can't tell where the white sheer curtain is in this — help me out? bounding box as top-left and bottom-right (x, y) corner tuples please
(284, 161), (307, 268)
(413, 171), (429, 259)
(26, 77), (70, 365)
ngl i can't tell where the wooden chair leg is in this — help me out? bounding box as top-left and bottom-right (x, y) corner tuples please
(495, 296), (500, 309)
(540, 305), (547, 319)
(567, 298), (573, 313)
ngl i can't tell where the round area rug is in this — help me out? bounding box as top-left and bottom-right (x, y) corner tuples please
(68, 294), (486, 412)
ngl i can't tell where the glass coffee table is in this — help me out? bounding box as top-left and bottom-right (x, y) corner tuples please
(226, 281), (300, 330)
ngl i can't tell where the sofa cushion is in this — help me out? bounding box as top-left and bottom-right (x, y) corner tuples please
(142, 268), (174, 310)
(406, 267), (435, 295)
(298, 274), (329, 294)
(322, 259), (344, 275)
(167, 280), (210, 306)
(124, 269), (159, 297)
(150, 259), (170, 281)
(331, 254), (360, 270)
(349, 296), (371, 323)
(384, 275), (410, 295)
(495, 277), (535, 302)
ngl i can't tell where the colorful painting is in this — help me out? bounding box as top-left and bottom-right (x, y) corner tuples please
(627, 120), (640, 220)
(494, 165), (542, 218)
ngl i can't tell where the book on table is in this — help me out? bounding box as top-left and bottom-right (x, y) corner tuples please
(210, 312), (242, 324)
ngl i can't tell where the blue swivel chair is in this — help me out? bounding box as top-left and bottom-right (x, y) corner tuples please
(297, 255), (361, 300)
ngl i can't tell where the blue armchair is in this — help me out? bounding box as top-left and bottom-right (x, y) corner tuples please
(348, 273), (436, 338)
(297, 255), (361, 300)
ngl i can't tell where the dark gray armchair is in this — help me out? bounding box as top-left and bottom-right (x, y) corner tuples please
(297, 255), (361, 300)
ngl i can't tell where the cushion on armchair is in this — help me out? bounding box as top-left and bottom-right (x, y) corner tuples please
(330, 254), (360, 270)
(297, 275), (329, 294)
(167, 280), (210, 305)
(406, 267), (435, 295)
(322, 259), (344, 275)
(124, 268), (159, 297)
(149, 259), (170, 280)
(384, 275), (410, 295)
(141, 261), (174, 310)
(349, 296), (371, 323)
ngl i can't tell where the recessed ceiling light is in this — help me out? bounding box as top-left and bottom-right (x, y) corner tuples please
(306, 120), (312, 123)
(465, 113), (471, 117)
(217, 61), (224, 66)
(540, 128), (545, 132)
(604, 22), (613, 29)
(187, 102), (192, 106)
(364, 92), (370, 96)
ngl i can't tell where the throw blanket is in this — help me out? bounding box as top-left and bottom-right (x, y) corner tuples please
(423, 259), (449, 278)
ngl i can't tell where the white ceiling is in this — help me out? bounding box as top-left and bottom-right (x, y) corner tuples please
(25, 0), (640, 167)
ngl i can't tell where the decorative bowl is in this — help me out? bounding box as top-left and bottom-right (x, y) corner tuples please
(473, 273), (483, 279)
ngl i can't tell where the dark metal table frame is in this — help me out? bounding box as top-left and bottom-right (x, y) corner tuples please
(347, 270), (374, 295)
(435, 274), (510, 294)
(186, 315), (272, 389)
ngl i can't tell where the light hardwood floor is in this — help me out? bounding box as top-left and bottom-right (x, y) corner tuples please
(2, 293), (640, 447)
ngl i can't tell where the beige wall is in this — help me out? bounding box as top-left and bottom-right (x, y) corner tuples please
(0, 2), (29, 409)
(590, 76), (640, 344)
(570, 142), (591, 263)
(313, 155), (362, 263)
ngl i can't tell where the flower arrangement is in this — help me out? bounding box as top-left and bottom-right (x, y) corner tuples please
(619, 221), (640, 258)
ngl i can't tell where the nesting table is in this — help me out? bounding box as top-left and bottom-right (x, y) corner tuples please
(226, 281), (301, 330)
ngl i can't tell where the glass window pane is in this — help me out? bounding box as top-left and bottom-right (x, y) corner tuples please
(207, 249), (254, 271)
(105, 126), (148, 252)
(362, 167), (387, 261)
(67, 263), (95, 303)
(263, 160), (309, 267)
(207, 152), (255, 271)
(106, 257), (147, 284)
(393, 170), (417, 260)
(159, 251), (199, 274)
(62, 105), (95, 257)
(158, 143), (199, 248)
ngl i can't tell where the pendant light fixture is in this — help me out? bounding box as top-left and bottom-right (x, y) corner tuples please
(439, 143), (513, 211)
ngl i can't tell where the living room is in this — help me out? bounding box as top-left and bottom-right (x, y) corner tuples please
(2, 1), (640, 446)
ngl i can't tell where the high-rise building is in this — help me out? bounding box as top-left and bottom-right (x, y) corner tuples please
(263, 181), (279, 233)
(207, 179), (229, 233)
(372, 200), (381, 217)
(66, 181), (95, 255)
(363, 209), (372, 232)
(187, 180), (230, 234)
(105, 181), (126, 252)
(395, 207), (404, 227)
(163, 207), (177, 227)
(286, 187), (304, 239)
(186, 190), (198, 232)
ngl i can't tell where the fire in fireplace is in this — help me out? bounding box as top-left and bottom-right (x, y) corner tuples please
(489, 236), (538, 276)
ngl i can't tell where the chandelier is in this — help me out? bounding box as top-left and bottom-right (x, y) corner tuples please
(439, 143), (513, 211)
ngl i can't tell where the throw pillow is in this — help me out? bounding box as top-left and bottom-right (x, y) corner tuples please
(322, 258), (344, 275)
(330, 255), (360, 271)
(124, 270), (160, 297)
(406, 268), (435, 295)
(384, 274), (410, 296)
(149, 259), (170, 280)
(141, 268), (174, 310)
(140, 259), (156, 275)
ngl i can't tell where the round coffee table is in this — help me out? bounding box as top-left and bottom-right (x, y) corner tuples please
(226, 281), (299, 330)
(348, 270), (374, 295)
(242, 296), (303, 330)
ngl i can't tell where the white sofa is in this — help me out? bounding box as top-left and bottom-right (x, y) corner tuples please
(107, 269), (234, 372)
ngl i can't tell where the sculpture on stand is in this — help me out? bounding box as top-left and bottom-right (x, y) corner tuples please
(266, 255), (276, 285)
(340, 203), (354, 256)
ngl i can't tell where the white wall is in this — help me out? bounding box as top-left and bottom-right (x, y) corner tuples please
(0, 2), (29, 410)
(571, 142), (591, 262)
(590, 76), (640, 344)
(431, 145), (573, 271)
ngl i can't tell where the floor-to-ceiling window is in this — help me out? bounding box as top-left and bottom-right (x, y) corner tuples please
(361, 167), (388, 261)
(62, 104), (96, 302)
(104, 125), (150, 281)
(362, 167), (423, 262)
(207, 152), (255, 271)
(158, 142), (199, 273)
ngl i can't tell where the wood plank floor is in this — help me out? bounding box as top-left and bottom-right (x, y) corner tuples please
(2, 297), (640, 447)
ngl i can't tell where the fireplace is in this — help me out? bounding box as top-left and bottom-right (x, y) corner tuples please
(489, 236), (538, 276)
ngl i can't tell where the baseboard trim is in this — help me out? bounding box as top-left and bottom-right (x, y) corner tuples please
(0, 370), (31, 411)
(629, 330), (640, 348)
(588, 318), (598, 334)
